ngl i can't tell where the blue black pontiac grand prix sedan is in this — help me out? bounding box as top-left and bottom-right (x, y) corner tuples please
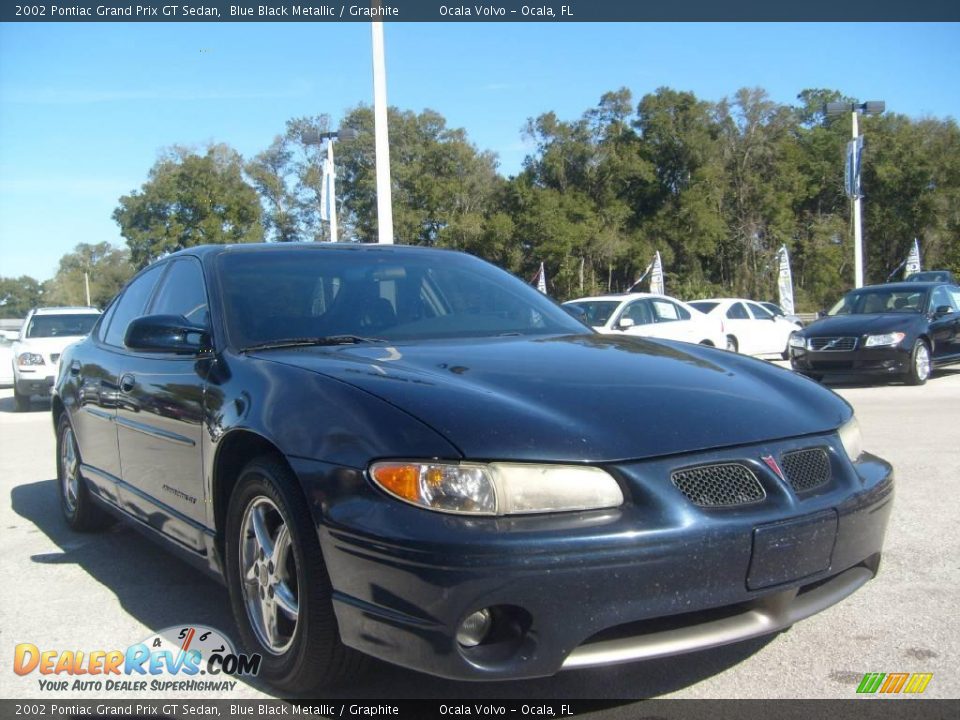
(52, 244), (893, 691)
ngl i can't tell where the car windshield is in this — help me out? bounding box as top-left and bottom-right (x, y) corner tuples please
(828, 289), (928, 316)
(25, 314), (99, 338)
(689, 301), (719, 314)
(217, 248), (587, 348)
(905, 272), (951, 282)
(564, 301), (621, 326)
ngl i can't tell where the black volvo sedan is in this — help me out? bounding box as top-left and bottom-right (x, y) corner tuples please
(790, 281), (960, 385)
(53, 244), (892, 691)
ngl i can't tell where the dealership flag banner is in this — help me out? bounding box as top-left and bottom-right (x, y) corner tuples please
(844, 136), (864, 199)
(905, 238), (922, 277)
(650, 251), (665, 295)
(532, 262), (547, 294)
(319, 153), (335, 224)
(776, 245), (795, 316)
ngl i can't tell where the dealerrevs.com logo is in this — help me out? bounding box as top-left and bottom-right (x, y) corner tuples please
(13, 625), (261, 692)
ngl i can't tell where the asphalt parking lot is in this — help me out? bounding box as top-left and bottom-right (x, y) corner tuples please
(1, 365), (958, 703)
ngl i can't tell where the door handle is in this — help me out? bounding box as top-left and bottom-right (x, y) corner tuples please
(119, 374), (136, 393)
(70, 361), (81, 375)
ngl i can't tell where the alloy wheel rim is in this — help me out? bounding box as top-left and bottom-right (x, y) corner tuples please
(916, 344), (930, 381)
(60, 426), (79, 514)
(239, 496), (299, 655)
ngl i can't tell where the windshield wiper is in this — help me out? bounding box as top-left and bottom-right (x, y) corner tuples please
(240, 335), (386, 353)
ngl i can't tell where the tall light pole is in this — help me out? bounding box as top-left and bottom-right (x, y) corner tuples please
(371, 19), (394, 244)
(826, 100), (885, 288)
(301, 128), (357, 242)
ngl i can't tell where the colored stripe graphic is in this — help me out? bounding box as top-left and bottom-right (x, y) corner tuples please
(880, 673), (909, 693)
(903, 673), (933, 694)
(857, 673), (885, 693)
(857, 672), (932, 694)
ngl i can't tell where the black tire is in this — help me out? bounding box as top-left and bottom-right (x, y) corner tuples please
(905, 340), (931, 386)
(225, 456), (366, 692)
(802, 373), (824, 383)
(14, 386), (30, 412)
(56, 414), (114, 531)
(725, 335), (739, 353)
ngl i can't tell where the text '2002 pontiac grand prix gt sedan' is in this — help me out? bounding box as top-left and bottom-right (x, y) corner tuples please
(52, 244), (892, 691)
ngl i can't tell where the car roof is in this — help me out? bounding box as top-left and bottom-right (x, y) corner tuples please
(167, 242), (462, 263)
(860, 282), (939, 291)
(564, 293), (680, 304)
(30, 306), (100, 315)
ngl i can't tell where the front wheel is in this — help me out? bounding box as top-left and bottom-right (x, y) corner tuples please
(905, 340), (931, 386)
(725, 336), (739, 353)
(56, 415), (113, 531)
(225, 456), (366, 692)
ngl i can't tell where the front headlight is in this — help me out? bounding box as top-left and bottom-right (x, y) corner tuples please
(17, 352), (45, 368)
(789, 333), (806, 349)
(369, 461), (624, 515)
(838, 417), (863, 462)
(864, 332), (906, 348)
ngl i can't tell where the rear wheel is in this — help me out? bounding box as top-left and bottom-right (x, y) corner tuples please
(225, 456), (366, 692)
(905, 340), (931, 386)
(56, 415), (113, 531)
(725, 336), (739, 353)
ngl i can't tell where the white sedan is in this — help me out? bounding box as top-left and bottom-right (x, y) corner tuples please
(564, 293), (726, 348)
(688, 298), (798, 357)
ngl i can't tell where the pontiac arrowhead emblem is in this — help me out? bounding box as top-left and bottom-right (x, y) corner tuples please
(761, 455), (786, 481)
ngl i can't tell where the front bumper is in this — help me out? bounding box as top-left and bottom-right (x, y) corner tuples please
(15, 373), (55, 397)
(791, 346), (910, 377)
(298, 434), (893, 681)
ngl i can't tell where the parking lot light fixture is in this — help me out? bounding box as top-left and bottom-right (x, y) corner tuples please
(300, 128), (358, 242)
(825, 100), (886, 288)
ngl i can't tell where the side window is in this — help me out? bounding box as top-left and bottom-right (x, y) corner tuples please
(747, 302), (774, 320)
(948, 287), (960, 311)
(104, 265), (164, 347)
(726, 303), (749, 320)
(622, 301), (653, 326)
(652, 300), (685, 323)
(95, 298), (119, 343)
(149, 258), (210, 329)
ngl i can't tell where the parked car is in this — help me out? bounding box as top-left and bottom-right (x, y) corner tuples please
(0, 331), (16, 388)
(789, 281), (960, 385)
(904, 270), (957, 284)
(12, 307), (101, 411)
(688, 298), (799, 357)
(759, 302), (804, 328)
(54, 244), (892, 691)
(563, 293), (725, 348)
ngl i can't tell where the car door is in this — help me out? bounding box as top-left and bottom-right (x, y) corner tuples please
(72, 265), (165, 505)
(649, 298), (694, 343)
(614, 299), (655, 336)
(724, 302), (755, 354)
(928, 285), (960, 361)
(746, 302), (785, 355)
(115, 257), (212, 552)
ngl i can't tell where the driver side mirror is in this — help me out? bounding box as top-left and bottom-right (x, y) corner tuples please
(617, 317), (635, 329)
(125, 315), (211, 355)
(933, 305), (953, 318)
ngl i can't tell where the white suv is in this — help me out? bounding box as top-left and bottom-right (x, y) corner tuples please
(12, 307), (101, 411)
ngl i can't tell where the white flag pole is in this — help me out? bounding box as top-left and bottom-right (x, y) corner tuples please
(372, 20), (394, 245)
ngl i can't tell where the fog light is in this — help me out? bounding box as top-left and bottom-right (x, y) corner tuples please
(456, 609), (493, 647)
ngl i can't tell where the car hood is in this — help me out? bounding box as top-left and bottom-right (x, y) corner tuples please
(803, 313), (923, 336)
(252, 334), (850, 463)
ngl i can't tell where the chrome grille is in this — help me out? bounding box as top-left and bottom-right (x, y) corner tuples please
(809, 337), (857, 352)
(781, 448), (831, 493)
(671, 463), (765, 507)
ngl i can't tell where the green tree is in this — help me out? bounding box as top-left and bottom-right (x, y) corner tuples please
(114, 144), (263, 268)
(43, 242), (135, 308)
(0, 276), (44, 318)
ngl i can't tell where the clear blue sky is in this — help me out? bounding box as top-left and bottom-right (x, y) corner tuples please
(1, 21), (958, 280)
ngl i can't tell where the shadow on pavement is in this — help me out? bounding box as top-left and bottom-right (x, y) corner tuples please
(0, 395), (51, 414)
(11, 478), (775, 700)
